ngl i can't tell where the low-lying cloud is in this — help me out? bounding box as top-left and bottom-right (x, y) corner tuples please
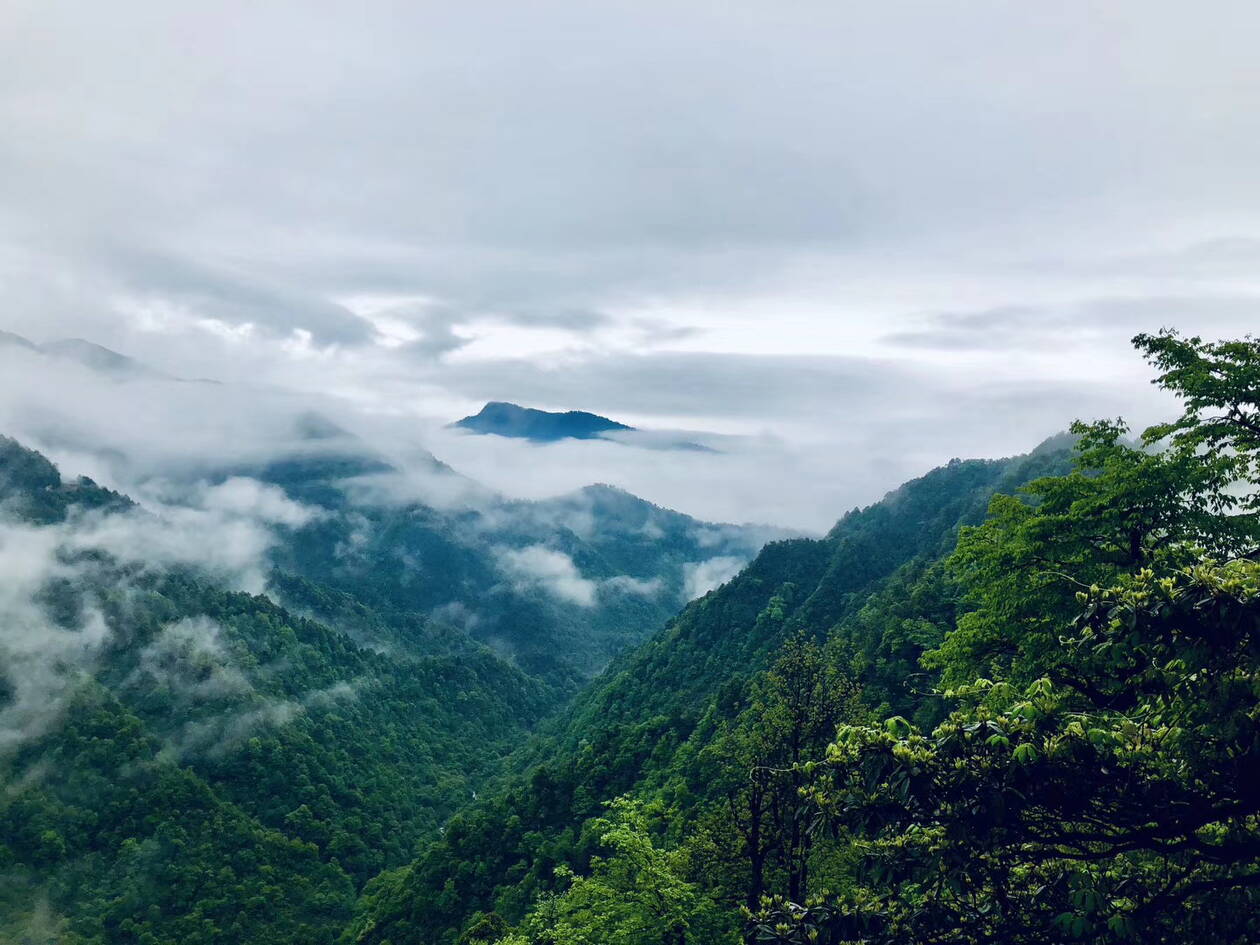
(683, 556), (745, 600)
(1, 0), (1259, 540)
(494, 544), (599, 607)
(494, 544), (671, 607)
(0, 472), (324, 756)
(0, 519), (111, 754)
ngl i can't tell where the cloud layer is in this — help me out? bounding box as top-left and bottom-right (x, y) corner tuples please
(3, 1), (1259, 528)
(0, 471), (322, 752)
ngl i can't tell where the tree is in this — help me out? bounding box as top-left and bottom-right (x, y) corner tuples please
(753, 330), (1260, 944)
(460, 911), (510, 943)
(931, 413), (1249, 693)
(757, 563), (1260, 944)
(494, 798), (737, 945)
(690, 635), (860, 928)
(1135, 328), (1260, 520)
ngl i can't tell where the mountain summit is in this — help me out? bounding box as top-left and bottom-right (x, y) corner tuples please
(453, 401), (634, 442)
(0, 331), (166, 379)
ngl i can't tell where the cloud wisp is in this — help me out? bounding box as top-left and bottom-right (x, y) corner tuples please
(0, 469), (325, 755)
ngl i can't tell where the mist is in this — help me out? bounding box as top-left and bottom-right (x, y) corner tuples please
(3, 1), (1258, 531)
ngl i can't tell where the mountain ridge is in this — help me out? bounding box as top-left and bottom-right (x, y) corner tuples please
(452, 401), (719, 452)
(453, 401), (634, 443)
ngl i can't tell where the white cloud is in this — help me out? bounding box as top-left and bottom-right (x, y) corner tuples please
(494, 544), (598, 607)
(125, 616), (363, 761)
(161, 679), (359, 761)
(194, 477), (321, 527)
(64, 505), (276, 594)
(602, 575), (664, 598)
(0, 457), (328, 753)
(127, 616), (253, 700)
(683, 556), (745, 600)
(0, 496), (359, 758)
(0, 520), (111, 753)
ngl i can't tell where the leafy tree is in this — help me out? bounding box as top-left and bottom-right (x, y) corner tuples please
(703, 636), (860, 916)
(931, 412), (1251, 693)
(493, 799), (737, 945)
(755, 330), (1260, 944)
(1135, 328), (1260, 518)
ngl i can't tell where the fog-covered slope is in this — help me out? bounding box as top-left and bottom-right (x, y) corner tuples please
(0, 330), (789, 685)
(0, 426), (785, 941)
(0, 438), (560, 943)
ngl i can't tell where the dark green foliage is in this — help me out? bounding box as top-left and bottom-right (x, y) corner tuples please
(0, 435), (130, 523)
(2, 691), (355, 944)
(273, 475), (786, 685)
(0, 429), (777, 943)
(0, 439), (563, 943)
(350, 331), (1260, 945)
(0, 564), (558, 941)
(18, 329), (1259, 945)
(778, 564), (1260, 945)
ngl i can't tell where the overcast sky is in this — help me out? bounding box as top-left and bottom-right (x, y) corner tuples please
(3, 1), (1259, 529)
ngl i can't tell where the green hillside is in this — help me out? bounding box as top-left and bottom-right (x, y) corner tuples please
(0, 439), (556, 943)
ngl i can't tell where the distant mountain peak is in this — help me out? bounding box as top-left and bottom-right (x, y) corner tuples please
(40, 338), (159, 377)
(0, 329), (38, 351)
(453, 401), (634, 443)
(0, 332), (168, 379)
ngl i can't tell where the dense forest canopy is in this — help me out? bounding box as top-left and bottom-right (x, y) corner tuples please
(0, 424), (775, 942)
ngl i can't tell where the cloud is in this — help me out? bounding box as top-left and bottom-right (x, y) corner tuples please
(494, 543), (669, 606)
(189, 477), (322, 528)
(4, 1), (1259, 345)
(494, 544), (598, 606)
(127, 616), (254, 700)
(0, 342), (391, 499)
(67, 505), (278, 594)
(602, 575), (664, 598)
(158, 677), (359, 761)
(0, 458), (329, 756)
(884, 296), (1260, 353)
(433, 351), (911, 422)
(104, 248), (377, 346)
(683, 556), (745, 600)
(2, 1), (1260, 536)
(0, 494), (357, 759)
(0, 519), (111, 754)
(0, 502), (271, 754)
(0, 325), (1172, 533)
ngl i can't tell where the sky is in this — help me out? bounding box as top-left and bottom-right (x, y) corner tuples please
(2, 0), (1260, 530)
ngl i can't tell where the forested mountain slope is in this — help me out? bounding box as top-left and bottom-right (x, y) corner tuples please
(0, 438), (555, 943)
(0, 424), (782, 943)
(343, 438), (1076, 944)
(272, 465), (785, 685)
(10, 331), (1258, 945)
